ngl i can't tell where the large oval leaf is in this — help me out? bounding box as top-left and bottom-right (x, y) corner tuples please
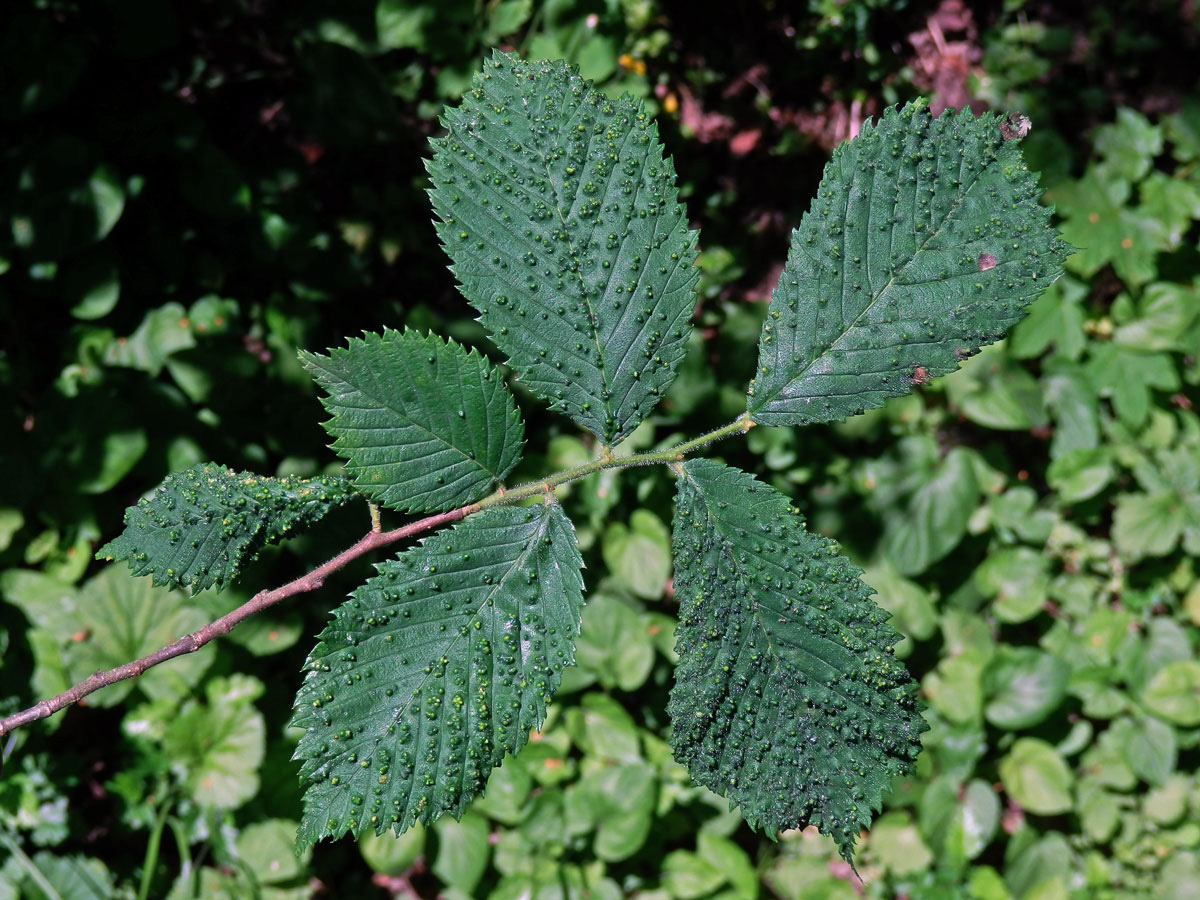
(747, 104), (1068, 425)
(292, 502), (584, 847)
(428, 52), (699, 445)
(668, 459), (926, 863)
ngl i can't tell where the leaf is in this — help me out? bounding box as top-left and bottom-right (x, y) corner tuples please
(17, 853), (114, 900)
(983, 648), (1069, 730)
(998, 737), (1073, 815)
(601, 509), (672, 599)
(572, 593), (656, 692)
(1093, 108), (1163, 182)
(746, 103), (1066, 425)
(668, 459), (925, 863)
(69, 568), (215, 708)
(292, 502), (584, 847)
(1119, 716), (1176, 786)
(235, 819), (311, 885)
(359, 821), (426, 876)
(428, 52), (699, 444)
(917, 777), (999, 864)
(868, 811), (933, 876)
(98, 462), (356, 592)
(1141, 661), (1200, 725)
(301, 329), (524, 512)
(432, 811), (490, 895)
(161, 675), (267, 809)
(1046, 170), (1166, 288)
(881, 446), (979, 576)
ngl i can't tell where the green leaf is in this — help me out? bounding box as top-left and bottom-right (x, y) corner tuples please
(868, 811), (933, 875)
(1093, 108), (1162, 182)
(974, 546), (1050, 624)
(746, 104), (1065, 425)
(1047, 170), (1166, 288)
(998, 738), (1073, 815)
(1141, 661), (1200, 725)
(668, 459), (925, 863)
(983, 648), (1069, 730)
(161, 675), (267, 809)
(301, 329), (524, 512)
(1119, 716), (1176, 786)
(1046, 448), (1113, 503)
(428, 52), (699, 444)
(662, 849), (727, 900)
(432, 811), (490, 895)
(14, 853), (114, 900)
(601, 509), (671, 599)
(1112, 491), (1186, 561)
(68, 568), (215, 708)
(572, 592), (656, 691)
(292, 503), (584, 847)
(359, 821), (426, 876)
(235, 820), (311, 885)
(98, 462), (356, 592)
(917, 777), (999, 864)
(881, 446), (979, 576)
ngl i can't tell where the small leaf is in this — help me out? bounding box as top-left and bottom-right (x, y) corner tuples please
(301, 329), (524, 512)
(161, 675), (267, 809)
(747, 104), (1066, 425)
(668, 459), (926, 863)
(998, 737), (1073, 815)
(98, 463), (356, 592)
(983, 648), (1069, 730)
(428, 52), (699, 444)
(69, 568), (215, 707)
(292, 502), (584, 847)
(1141, 661), (1200, 725)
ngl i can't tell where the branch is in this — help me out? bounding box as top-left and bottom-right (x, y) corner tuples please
(0, 415), (755, 741)
(0, 504), (478, 739)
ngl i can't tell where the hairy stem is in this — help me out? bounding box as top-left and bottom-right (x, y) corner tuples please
(0, 415), (752, 738)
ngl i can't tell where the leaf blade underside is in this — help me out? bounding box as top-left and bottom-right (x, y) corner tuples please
(292, 503), (584, 848)
(301, 328), (524, 513)
(97, 463), (356, 592)
(428, 51), (699, 445)
(747, 104), (1069, 425)
(668, 459), (926, 863)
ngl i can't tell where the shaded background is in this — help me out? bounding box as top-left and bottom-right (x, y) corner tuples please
(2, 0), (1200, 897)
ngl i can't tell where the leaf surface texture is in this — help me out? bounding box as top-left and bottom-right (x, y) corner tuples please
(428, 52), (698, 444)
(668, 459), (926, 861)
(747, 105), (1068, 424)
(97, 463), (355, 592)
(302, 329), (524, 512)
(292, 502), (584, 847)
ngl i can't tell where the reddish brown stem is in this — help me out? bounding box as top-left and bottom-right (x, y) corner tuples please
(0, 504), (479, 739)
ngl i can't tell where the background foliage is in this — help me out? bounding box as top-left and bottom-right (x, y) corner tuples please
(2, 0), (1200, 898)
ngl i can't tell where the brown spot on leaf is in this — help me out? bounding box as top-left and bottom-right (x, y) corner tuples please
(977, 252), (998, 271)
(1088, 212), (1100, 224)
(999, 112), (1031, 140)
(1120, 236), (1134, 249)
(911, 366), (929, 385)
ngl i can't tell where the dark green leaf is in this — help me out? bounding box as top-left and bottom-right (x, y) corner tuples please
(668, 459), (925, 862)
(301, 329), (524, 512)
(98, 463), (356, 592)
(292, 502), (584, 847)
(747, 104), (1066, 424)
(428, 52), (699, 444)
